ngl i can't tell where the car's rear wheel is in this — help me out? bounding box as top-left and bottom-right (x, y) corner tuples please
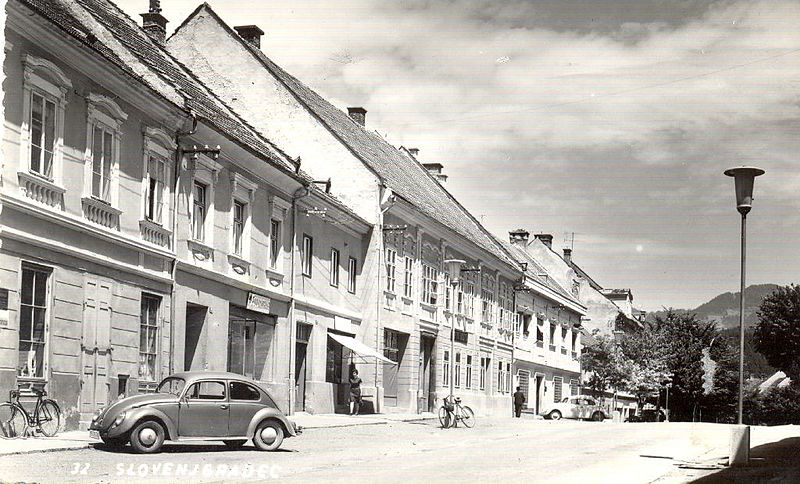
(224, 439), (247, 449)
(129, 420), (165, 454)
(592, 411), (604, 421)
(549, 410), (562, 420)
(252, 420), (284, 451)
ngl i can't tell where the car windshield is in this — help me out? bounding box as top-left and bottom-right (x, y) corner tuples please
(156, 377), (186, 396)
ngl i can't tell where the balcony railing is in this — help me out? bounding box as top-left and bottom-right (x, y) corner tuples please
(549, 344), (556, 352)
(81, 197), (121, 230)
(536, 340), (544, 348)
(139, 219), (171, 248)
(18, 171), (65, 210)
(561, 348), (568, 355)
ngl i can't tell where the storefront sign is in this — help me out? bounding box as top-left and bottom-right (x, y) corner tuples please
(246, 293), (271, 314)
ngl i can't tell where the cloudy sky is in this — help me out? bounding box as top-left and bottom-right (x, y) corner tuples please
(119, 0), (799, 311)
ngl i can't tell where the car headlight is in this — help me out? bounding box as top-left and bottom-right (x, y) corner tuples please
(112, 412), (126, 428)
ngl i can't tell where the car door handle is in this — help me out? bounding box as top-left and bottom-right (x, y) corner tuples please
(220, 404), (228, 410)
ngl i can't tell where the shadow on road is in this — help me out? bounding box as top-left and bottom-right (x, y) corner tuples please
(91, 443), (297, 454)
(693, 437), (800, 483)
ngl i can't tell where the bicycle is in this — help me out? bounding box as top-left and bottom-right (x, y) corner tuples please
(438, 395), (475, 428)
(0, 387), (61, 438)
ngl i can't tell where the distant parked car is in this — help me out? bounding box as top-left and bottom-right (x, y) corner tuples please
(626, 408), (666, 422)
(89, 371), (300, 453)
(539, 396), (608, 421)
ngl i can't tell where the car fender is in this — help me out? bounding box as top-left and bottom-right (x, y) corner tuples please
(110, 406), (177, 440)
(247, 408), (297, 438)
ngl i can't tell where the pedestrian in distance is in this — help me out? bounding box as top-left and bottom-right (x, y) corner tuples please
(513, 386), (526, 418)
(349, 368), (363, 415)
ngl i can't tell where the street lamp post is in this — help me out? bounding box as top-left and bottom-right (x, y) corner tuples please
(724, 166), (764, 426)
(444, 259), (466, 399)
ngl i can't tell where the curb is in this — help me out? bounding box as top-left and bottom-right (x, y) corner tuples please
(0, 442), (92, 457)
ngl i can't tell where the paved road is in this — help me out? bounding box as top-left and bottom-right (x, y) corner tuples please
(0, 418), (737, 483)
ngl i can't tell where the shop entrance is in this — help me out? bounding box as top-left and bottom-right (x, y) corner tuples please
(184, 304), (207, 371)
(418, 335), (435, 413)
(294, 323), (312, 412)
(382, 329), (407, 407)
(228, 308), (275, 381)
(534, 374), (545, 414)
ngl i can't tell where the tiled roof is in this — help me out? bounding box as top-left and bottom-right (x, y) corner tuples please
(501, 241), (581, 306)
(20, 0), (300, 177)
(184, 5), (520, 271)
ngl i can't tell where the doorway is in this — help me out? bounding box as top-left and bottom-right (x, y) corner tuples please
(295, 323), (312, 412)
(517, 370), (531, 409)
(534, 374), (545, 414)
(418, 335), (435, 413)
(79, 277), (113, 424)
(184, 304), (207, 371)
(383, 329), (407, 407)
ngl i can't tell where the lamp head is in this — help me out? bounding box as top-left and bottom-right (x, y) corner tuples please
(724, 166), (764, 215)
(443, 259), (466, 284)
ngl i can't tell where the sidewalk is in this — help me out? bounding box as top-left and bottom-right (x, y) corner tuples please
(0, 412), (437, 456)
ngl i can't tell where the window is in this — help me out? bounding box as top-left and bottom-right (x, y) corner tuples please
(29, 92), (56, 178)
(497, 361), (503, 392)
(326, 336), (344, 384)
(20, 54), (71, 184)
(443, 350), (450, 386)
(454, 352), (461, 388)
(553, 377), (563, 402)
(536, 325), (544, 347)
(145, 155), (167, 222)
(549, 323), (556, 350)
(84, 94), (126, 206)
(348, 257), (357, 294)
(18, 264), (50, 378)
(232, 200), (246, 256)
(506, 362), (512, 393)
(302, 235), (313, 277)
(479, 356), (489, 391)
(139, 294), (160, 382)
(520, 313), (531, 336)
(141, 127), (174, 225)
(572, 331), (579, 356)
(192, 181), (207, 241)
(444, 273), (452, 311)
(230, 381), (261, 401)
(570, 379), (580, 396)
(187, 381), (226, 400)
(384, 329), (400, 363)
(403, 257), (413, 299)
(330, 248), (340, 287)
(464, 279), (475, 318)
(91, 126), (114, 201)
(421, 264), (438, 305)
(465, 355), (472, 389)
(456, 281), (464, 315)
(561, 327), (569, 354)
(269, 220), (281, 268)
(385, 248), (396, 292)
(481, 275), (495, 324)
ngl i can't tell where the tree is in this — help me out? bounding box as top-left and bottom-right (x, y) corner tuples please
(580, 332), (630, 402)
(753, 284), (800, 382)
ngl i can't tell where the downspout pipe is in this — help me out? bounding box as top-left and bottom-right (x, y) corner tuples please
(287, 184), (311, 415)
(168, 110), (198, 377)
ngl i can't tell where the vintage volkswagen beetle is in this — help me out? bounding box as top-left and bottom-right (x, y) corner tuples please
(89, 371), (300, 453)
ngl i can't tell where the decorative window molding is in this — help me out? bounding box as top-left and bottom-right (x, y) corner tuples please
(229, 172), (255, 260)
(83, 93), (127, 210)
(141, 126), (175, 232)
(19, 54), (71, 187)
(269, 195), (290, 221)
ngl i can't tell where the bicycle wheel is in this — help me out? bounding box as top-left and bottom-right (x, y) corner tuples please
(37, 400), (61, 437)
(0, 403), (27, 439)
(460, 405), (475, 428)
(438, 406), (451, 428)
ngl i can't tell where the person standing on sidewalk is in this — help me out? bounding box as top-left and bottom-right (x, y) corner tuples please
(349, 368), (363, 415)
(513, 387), (526, 418)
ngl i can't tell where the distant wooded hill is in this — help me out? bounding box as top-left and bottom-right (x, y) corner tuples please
(647, 283), (780, 378)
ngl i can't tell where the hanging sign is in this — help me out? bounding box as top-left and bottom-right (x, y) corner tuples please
(246, 293), (271, 314)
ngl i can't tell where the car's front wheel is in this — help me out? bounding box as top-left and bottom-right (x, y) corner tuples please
(592, 411), (604, 422)
(252, 420), (284, 451)
(549, 410), (562, 420)
(129, 420), (165, 454)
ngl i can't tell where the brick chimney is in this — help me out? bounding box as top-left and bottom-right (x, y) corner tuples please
(408, 148), (420, 157)
(348, 107), (366, 127)
(422, 162), (448, 184)
(234, 25), (265, 49)
(140, 0), (168, 45)
(509, 229), (530, 245)
(563, 248), (572, 264)
(535, 233), (553, 249)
